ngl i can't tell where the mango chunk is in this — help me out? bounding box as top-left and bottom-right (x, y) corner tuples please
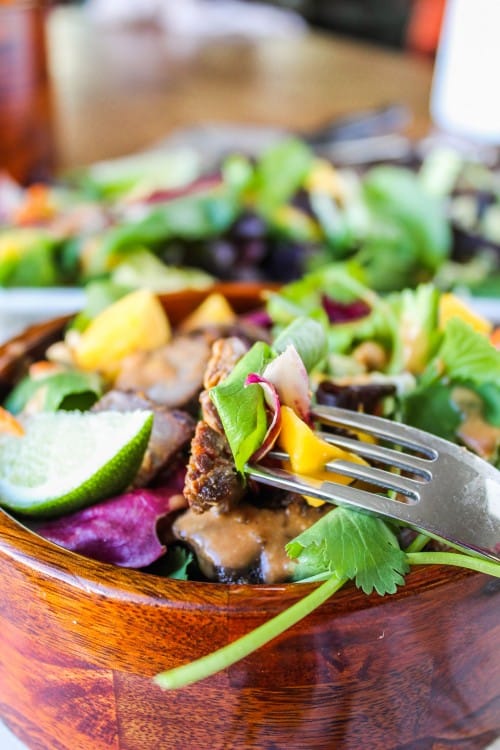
(278, 405), (367, 506)
(439, 293), (492, 336)
(74, 289), (171, 378)
(180, 293), (236, 332)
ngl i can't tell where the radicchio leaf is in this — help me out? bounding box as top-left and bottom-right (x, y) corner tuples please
(245, 373), (282, 461)
(263, 345), (311, 421)
(321, 294), (371, 323)
(36, 474), (187, 568)
(240, 309), (273, 328)
(127, 174), (222, 206)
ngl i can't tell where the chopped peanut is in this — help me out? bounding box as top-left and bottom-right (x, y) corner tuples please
(352, 341), (388, 371)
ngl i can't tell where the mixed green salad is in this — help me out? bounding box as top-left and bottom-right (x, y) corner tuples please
(0, 263), (498, 688)
(1, 139), (500, 300)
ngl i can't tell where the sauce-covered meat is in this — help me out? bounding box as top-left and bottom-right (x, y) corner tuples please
(114, 334), (212, 411)
(200, 336), (248, 431)
(173, 495), (330, 584)
(184, 420), (244, 513)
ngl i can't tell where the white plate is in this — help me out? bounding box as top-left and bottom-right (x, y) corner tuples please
(464, 296), (500, 323)
(0, 288), (86, 343)
(0, 288), (497, 346)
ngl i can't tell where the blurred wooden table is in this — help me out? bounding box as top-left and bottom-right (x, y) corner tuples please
(46, 6), (434, 170)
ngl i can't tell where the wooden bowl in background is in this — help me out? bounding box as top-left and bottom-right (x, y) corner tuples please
(0, 284), (498, 750)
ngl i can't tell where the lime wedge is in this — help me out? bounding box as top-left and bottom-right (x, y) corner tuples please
(0, 410), (153, 517)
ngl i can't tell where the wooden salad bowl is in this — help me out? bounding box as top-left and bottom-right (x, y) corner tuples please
(0, 284), (498, 750)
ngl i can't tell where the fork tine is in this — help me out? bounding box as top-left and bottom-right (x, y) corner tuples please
(267, 450), (424, 500)
(324, 459), (423, 500)
(246, 462), (418, 524)
(315, 430), (434, 478)
(312, 405), (437, 458)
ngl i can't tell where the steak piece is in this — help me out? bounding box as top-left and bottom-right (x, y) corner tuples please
(92, 390), (195, 487)
(203, 336), (248, 390)
(200, 336), (249, 432)
(114, 333), (212, 412)
(184, 420), (244, 513)
(183, 320), (272, 347)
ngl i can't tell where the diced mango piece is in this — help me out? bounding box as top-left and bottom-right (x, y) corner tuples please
(180, 293), (236, 332)
(439, 293), (492, 336)
(74, 289), (171, 378)
(278, 405), (367, 506)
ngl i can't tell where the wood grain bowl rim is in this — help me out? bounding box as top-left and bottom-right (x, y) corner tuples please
(0, 282), (480, 617)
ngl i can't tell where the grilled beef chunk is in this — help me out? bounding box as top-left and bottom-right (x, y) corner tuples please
(114, 333), (212, 412)
(200, 336), (249, 432)
(183, 321), (272, 347)
(184, 420), (244, 513)
(173, 494), (330, 584)
(185, 336), (250, 509)
(92, 390), (195, 487)
(203, 336), (248, 389)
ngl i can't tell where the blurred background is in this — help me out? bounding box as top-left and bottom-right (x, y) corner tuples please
(0, 0), (449, 183)
(0, 0), (500, 338)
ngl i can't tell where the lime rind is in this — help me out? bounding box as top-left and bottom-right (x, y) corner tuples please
(0, 410), (153, 517)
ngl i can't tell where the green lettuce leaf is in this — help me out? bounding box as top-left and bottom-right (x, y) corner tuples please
(252, 138), (313, 218)
(387, 284), (441, 374)
(273, 317), (327, 372)
(210, 342), (274, 472)
(362, 165), (451, 272)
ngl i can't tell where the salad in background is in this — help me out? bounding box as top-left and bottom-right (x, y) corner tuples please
(1, 138), (500, 309)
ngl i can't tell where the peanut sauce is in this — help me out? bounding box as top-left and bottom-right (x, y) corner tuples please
(173, 499), (328, 584)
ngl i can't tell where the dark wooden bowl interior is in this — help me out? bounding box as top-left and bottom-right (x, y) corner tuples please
(0, 283), (498, 750)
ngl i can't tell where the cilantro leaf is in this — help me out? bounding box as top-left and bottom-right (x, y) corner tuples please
(5, 371), (103, 415)
(422, 317), (500, 387)
(287, 507), (409, 595)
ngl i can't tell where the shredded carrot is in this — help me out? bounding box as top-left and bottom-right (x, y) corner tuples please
(28, 361), (62, 380)
(490, 328), (500, 350)
(0, 407), (24, 437)
(13, 184), (55, 225)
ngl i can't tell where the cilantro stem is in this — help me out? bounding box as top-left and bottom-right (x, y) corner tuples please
(406, 551), (500, 578)
(154, 574), (347, 690)
(405, 533), (431, 553)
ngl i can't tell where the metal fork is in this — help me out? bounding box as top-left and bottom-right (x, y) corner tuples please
(246, 405), (500, 563)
